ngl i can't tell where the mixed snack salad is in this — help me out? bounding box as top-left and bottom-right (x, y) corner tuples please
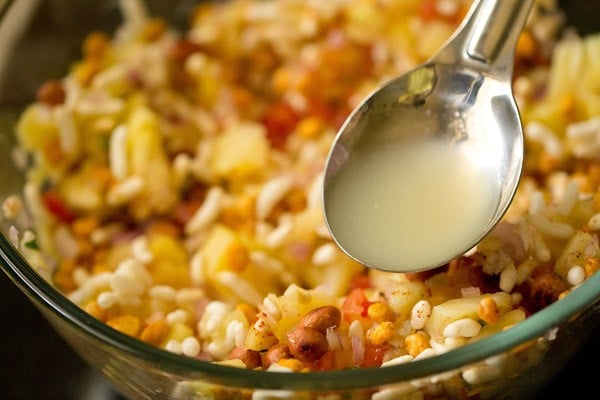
(2, 0), (599, 397)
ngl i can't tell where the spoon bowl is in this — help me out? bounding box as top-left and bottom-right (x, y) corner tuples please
(323, 0), (533, 272)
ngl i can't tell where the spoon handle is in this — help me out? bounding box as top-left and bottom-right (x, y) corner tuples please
(466, 0), (535, 64)
(436, 0), (535, 76)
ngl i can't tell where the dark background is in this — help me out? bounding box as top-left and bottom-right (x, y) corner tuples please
(0, 0), (599, 399)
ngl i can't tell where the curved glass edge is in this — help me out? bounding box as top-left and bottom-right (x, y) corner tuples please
(1, 229), (599, 390)
(0, 0), (598, 391)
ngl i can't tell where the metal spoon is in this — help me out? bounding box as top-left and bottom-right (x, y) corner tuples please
(322, 0), (533, 273)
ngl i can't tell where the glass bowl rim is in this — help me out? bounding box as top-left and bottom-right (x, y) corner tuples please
(1, 232), (599, 390)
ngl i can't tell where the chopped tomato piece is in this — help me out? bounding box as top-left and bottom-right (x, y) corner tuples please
(342, 288), (371, 322)
(361, 343), (389, 368)
(313, 349), (335, 371)
(262, 102), (299, 149)
(419, 0), (439, 21)
(350, 273), (372, 290)
(42, 190), (76, 223)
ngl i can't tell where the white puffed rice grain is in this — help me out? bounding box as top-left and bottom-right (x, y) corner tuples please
(172, 153), (192, 188)
(185, 186), (225, 234)
(53, 225), (80, 260)
(410, 300), (431, 330)
(165, 339), (182, 354)
(189, 250), (205, 286)
(109, 124), (128, 180)
(307, 173), (324, 210)
(371, 384), (418, 400)
(555, 180), (579, 216)
(499, 263), (517, 292)
(312, 243), (339, 265)
(443, 318), (481, 338)
(200, 301), (231, 334)
(68, 272), (112, 306)
(110, 258), (152, 298)
(380, 354), (413, 367)
(484, 353), (508, 367)
(256, 175), (294, 220)
(181, 336), (201, 357)
(588, 212), (600, 231)
(525, 121), (563, 158)
(131, 235), (153, 263)
(166, 309), (189, 325)
(106, 175), (145, 206)
(217, 271), (263, 305)
(413, 348), (437, 360)
(148, 285), (177, 302)
(443, 337), (468, 350)
(53, 106), (79, 156)
(90, 223), (124, 245)
(8, 226), (19, 247)
(2, 195), (23, 219)
(567, 265), (585, 285)
(97, 291), (119, 309)
(72, 267), (90, 286)
(436, 0), (459, 17)
(252, 389), (296, 400)
(175, 288), (205, 307)
(532, 231), (552, 262)
(462, 364), (502, 385)
(263, 215), (293, 248)
(261, 293), (282, 322)
(529, 214), (575, 239)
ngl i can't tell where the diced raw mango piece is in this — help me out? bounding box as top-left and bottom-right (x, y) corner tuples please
(209, 121), (269, 180)
(385, 280), (428, 317)
(125, 107), (177, 218)
(425, 292), (513, 341)
(474, 308), (527, 340)
(302, 258), (364, 297)
(199, 224), (254, 301)
(270, 285), (337, 342)
(244, 325), (278, 352)
(147, 233), (190, 288)
(201, 225), (249, 274)
(16, 104), (57, 150)
(546, 38), (585, 101)
(578, 35), (600, 115)
(59, 162), (104, 211)
(555, 231), (598, 277)
(199, 224), (291, 303)
(367, 270), (429, 317)
(162, 322), (194, 346)
(16, 104), (68, 168)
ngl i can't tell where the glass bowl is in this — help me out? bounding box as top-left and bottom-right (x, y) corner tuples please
(0, 1), (599, 399)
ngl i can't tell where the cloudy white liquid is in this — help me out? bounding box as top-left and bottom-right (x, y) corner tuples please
(324, 139), (500, 272)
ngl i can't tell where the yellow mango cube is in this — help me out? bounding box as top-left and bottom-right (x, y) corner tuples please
(147, 233), (191, 288)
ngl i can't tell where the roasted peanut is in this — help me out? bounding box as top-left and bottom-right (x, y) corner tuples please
(264, 343), (291, 368)
(529, 265), (568, 310)
(298, 305), (341, 334)
(36, 80), (65, 106)
(228, 346), (263, 369)
(286, 326), (328, 362)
